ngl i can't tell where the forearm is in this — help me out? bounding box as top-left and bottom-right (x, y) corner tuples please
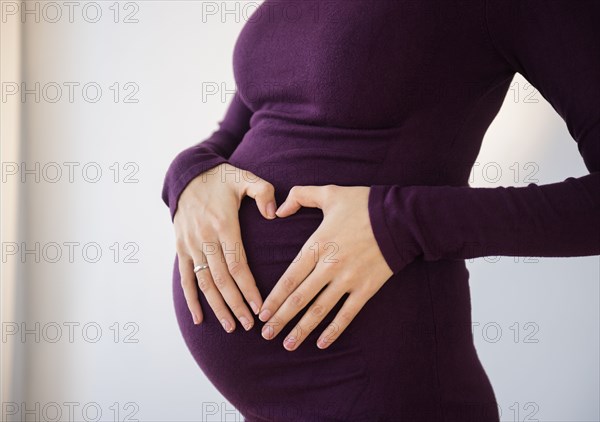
(368, 172), (600, 274)
(161, 92), (253, 221)
(161, 131), (238, 221)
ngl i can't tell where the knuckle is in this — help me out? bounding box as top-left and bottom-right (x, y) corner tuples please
(181, 232), (196, 247)
(290, 292), (305, 308)
(323, 240), (340, 255)
(260, 182), (275, 196)
(289, 185), (301, 197)
(335, 272), (353, 286)
(197, 224), (212, 239)
(282, 276), (297, 294)
(175, 238), (187, 252)
(310, 303), (325, 318)
(228, 260), (248, 278)
(196, 276), (211, 292)
(201, 240), (219, 256)
(211, 215), (228, 232)
(308, 236), (325, 251)
(316, 241), (330, 257)
(212, 273), (227, 290)
(321, 259), (339, 274)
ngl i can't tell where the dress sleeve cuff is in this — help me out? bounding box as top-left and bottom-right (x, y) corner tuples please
(367, 185), (424, 275)
(163, 157), (230, 222)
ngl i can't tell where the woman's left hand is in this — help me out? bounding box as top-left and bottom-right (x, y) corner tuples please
(258, 184), (395, 351)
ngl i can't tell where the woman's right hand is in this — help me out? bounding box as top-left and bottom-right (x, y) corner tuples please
(174, 163), (277, 333)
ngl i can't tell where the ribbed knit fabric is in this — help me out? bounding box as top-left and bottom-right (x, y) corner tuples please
(162, 1), (599, 420)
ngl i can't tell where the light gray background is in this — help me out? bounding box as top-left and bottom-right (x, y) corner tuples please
(1, 1), (598, 421)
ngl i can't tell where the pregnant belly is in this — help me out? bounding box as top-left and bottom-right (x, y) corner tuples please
(172, 196), (376, 421)
(171, 125), (499, 421)
(172, 202), (498, 421)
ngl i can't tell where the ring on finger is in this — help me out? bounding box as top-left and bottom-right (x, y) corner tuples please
(193, 263), (209, 273)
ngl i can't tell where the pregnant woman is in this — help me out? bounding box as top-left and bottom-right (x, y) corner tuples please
(162, 1), (599, 421)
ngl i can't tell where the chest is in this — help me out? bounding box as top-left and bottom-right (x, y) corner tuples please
(232, 0), (475, 127)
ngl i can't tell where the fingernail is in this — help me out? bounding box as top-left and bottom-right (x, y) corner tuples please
(262, 324), (273, 340)
(249, 301), (260, 315)
(266, 202), (276, 219)
(275, 201), (286, 216)
(221, 319), (233, 333)
(317, 337), (329, 349)
(283, 336), (297, 351)
(192, 313), (199, 325)
(258, 308), (272, 322)
(239, 316), (253, 331)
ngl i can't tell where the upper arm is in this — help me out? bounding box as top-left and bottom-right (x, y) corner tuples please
(217, 91), (253, 145)
(205, 90), (254, 158)
(485, 0), (600, 172)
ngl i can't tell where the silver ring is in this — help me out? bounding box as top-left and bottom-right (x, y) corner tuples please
(193, 264), (209, 273)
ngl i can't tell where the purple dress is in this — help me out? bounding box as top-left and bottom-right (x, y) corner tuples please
(162, 1), (600, 420)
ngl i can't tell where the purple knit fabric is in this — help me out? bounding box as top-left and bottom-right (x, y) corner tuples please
(162, 1), (599, 420)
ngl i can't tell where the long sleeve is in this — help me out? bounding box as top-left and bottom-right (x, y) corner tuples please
(162, 91), (253, 221)
(368, 0), (600, 275)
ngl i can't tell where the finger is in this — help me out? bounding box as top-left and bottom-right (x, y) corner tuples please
(189, 247), (237, 333)
(218, 222), (263, 316)
(275, 185), (330, 217)
(202, 240), (255, 332)
(282, 284), (347, 351)
(177, 253), (203, 325)
(258, 233), (322, 323)
(260, 264), (331, 342)
(238, 169), (277, 219)
(316, 292), (366, 350)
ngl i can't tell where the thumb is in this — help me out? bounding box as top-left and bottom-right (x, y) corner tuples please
(239, 170), (277, 219)
(275, 185), (325, 218)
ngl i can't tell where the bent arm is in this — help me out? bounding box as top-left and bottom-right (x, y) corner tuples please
(162, 92), (253, 220)
(368, 0), (600, 274)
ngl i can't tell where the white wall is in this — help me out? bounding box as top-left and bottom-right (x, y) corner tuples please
(468, 76), (599, 422)
(1, 1), (597, 421)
